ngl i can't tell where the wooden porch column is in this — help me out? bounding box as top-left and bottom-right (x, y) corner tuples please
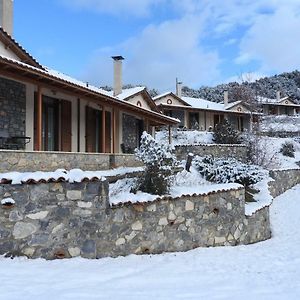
(168, 125), (172, 144)
(102, 106), (106, 153)
(36, 86), (42, 151)
(112, 108), (116, 153)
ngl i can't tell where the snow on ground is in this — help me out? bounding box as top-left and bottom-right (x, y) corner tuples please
(1, 185), (300, 299)
(261, 136), (300, 169)
(156, 129), (214, 145)
(260, 115), (300, 133)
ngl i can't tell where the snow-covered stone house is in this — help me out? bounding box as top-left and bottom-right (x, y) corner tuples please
(0, 1), (177, 154)
(258, 92), (300, 116)
(154, 84), (253, 132)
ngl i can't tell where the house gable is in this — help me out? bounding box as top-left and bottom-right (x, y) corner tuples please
(278, 97), (297, 106)
(154, 92), (190, 107)
(226, 102), (251, 114)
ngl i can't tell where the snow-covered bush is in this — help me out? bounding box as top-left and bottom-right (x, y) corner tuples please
(134, 132), (177, 195)
(194, 156), (263, 186)
(241, 130), (277, 168)
(280, 141), (295, 157)
(213, 119), (241, 144)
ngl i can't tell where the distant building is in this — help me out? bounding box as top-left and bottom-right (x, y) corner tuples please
(257, 91), (300, 116)
(154, 84), (253, 132)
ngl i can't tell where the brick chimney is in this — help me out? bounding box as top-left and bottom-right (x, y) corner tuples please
(224, 90), (229, 106)
(176, 78), (183, 98)
(0, 0), (13, 36)
(112, 56), (124, 96)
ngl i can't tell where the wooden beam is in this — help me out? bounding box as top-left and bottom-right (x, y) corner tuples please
(36, 86), (43, 151)
(102, 106), (106, 153)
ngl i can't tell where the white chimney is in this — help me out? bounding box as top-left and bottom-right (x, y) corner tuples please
(176, 79), (183, 98)
(276, 91), (281, 102)
(224, 90), (229, 106)
(0, 0), (13, 36)
(112, 56), (124, 96)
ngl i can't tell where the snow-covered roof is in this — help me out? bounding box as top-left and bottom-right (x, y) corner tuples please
(182, 96), (225, 111)
(107, 87), (145, 100)
(224, 100), (243, 110)
(0, 54), (179, 125)
(153, 91), (173, 101)
(257, 96), (299, 106)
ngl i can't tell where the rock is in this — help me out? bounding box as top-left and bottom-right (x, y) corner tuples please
(9, 210), (23, 222)
(82, 240), (96, 255)
(227, 203), (232, 210)
(52, 223), (64, 234)
(23, 247), (35, 257)
(185, 200), (194, 211)
(13, 222), (37, 239)
(158, 217), (168, 226)
(73, 209), (92, 217)
(174, 216), (185, 224)
(30, 184), (49, 201)
(113, 210), (124, 223)
(132, 221), (143, 231)
(68, 247), (81, 257)
(116, 237), (126, 246)
(214, 236), (226, 244)
(77, 201), (92, 208)
(147, 204), (156, 212)
(26, 211), (48, 220)
(56, 194), (65, 201)
(234, 228), (241, 240)
(66, 190), (82, 200)
(168, 212), (177, 221)
(125, 231), (136, 241)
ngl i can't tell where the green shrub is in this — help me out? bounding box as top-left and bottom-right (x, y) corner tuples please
(213, 119), (241, 144)
(194, 155), (263, 187)
(133, 132), (176, 195)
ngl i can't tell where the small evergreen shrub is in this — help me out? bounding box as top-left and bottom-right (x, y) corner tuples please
(280, 142), (295, 157)
(213, 119), (241, 144)
(133, 132), (176, 195)
(194, 155), (263, 186)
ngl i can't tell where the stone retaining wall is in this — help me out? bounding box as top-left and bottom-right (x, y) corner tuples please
(0, 150), (142, 172)
(0, 180), (270, 259)
(268, 169), (300, 198)
(175, 144), (247, 161)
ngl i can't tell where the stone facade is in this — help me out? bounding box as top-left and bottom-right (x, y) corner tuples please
(0, 181), (271, 259)
(0, 76), (26, 143)
(122, 113), (141, 153)
(0, 150), (142, 172)
(175, 144), (247, 161)
(268, 169), (300, 198)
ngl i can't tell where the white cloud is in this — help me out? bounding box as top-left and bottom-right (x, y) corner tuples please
(236, 5), (300, 73)
(61, 0), (164, 17)
(82, 15), (221, 90)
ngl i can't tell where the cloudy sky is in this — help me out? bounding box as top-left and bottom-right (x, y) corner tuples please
(14, 0), (300, 92)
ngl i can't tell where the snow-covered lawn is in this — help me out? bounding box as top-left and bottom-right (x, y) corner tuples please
(1, 185), (300, 300)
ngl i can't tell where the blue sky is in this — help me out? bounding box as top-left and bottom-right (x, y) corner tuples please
(13, 0), (300, 92)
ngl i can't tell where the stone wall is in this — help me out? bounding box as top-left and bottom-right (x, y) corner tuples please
(122, 114), (139, 153)
(0, 181), (271, 259)
(0, 76), (26, 143)
(245, 206), (271, 244)
(268, 169), (300, 198)
(175, 144), (247, 161)
(0, 150), (142, 173)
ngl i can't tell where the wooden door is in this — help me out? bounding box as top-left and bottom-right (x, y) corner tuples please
(85, 106), (96, 153)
